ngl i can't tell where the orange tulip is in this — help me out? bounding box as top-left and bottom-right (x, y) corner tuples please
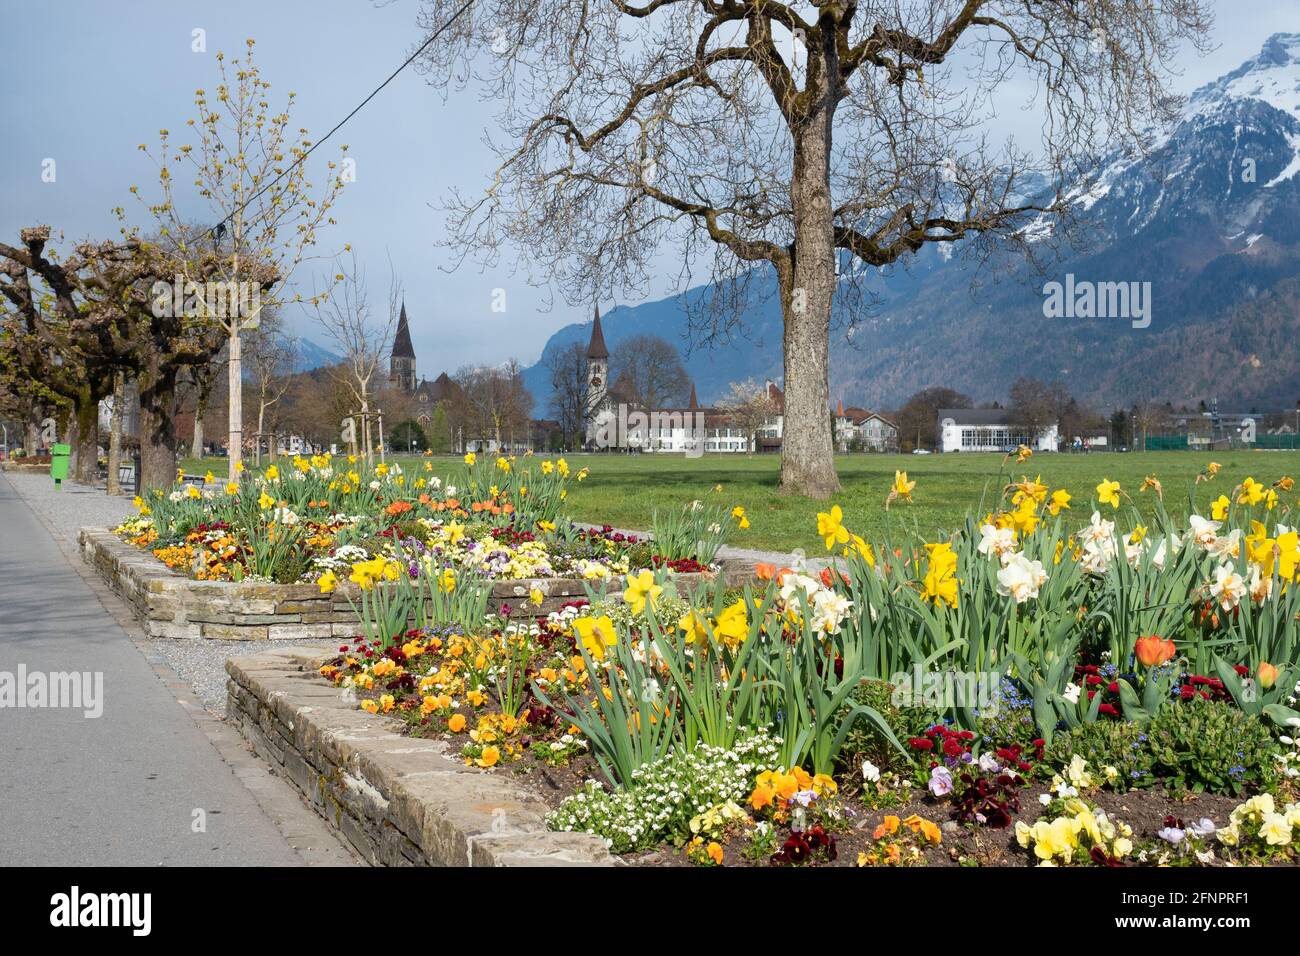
(1134, 634), (1176, 668)
(1258, 662), (1278, 689)
(754, 562), (778, 581)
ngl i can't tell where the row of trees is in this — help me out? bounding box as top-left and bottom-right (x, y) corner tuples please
(1, 41), (345, 489)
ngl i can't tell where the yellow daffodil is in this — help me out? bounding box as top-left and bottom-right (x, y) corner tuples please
(621, 570), (663, 615)
(817, 505), (850, 551)
(1047, 489), (1072, 516)
(1096, 479), (1121, 509)
(1238, 476), (1265, 506)
(573, 615), (618, 660)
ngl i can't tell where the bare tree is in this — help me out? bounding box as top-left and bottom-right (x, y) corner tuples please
(609, 333), (691, 410)
(718, 378), (776, 454)
(244, 319), (299, 462)
(456, 360), (534, 450)
(176, 350), (227, 460)
(1008, 376), (1056, 444)
(545, 341), (589, 449)
(416, 0), (1211, 496)
(313, 253), (399, 460)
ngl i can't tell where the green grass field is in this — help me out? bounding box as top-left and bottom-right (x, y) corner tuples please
(182, 449), (1300, 554)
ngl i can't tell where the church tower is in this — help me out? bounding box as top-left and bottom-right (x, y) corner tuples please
(584, 305), (610, 444)
(390, 301), (416, 393)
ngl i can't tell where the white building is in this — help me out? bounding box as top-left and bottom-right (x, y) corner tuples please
(833, 402), (899, 452)
(582, 308), (750, 454)
(938, 408), (1059, 453)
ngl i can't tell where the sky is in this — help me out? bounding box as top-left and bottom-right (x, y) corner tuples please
(2, 0), (1295, 376)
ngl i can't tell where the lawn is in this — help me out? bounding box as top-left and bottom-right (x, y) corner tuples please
(182, 448), (1300, 554)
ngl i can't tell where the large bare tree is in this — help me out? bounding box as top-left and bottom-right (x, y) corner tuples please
(718, 377), (778, 454)
(417, 0), (1210, 496)
(610, 333), (691, 410)
(455, 360), (534, 450)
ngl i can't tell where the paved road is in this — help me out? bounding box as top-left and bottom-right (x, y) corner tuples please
(0, 474), (313, 865)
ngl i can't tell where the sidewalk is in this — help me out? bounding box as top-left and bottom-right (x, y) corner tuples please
(0, 472), (348, 865)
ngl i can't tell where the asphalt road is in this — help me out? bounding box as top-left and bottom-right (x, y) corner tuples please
(0, 474), (312, 865)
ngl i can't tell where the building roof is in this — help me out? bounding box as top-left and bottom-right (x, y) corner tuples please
(392, 301), (415, 359)
(937, 407), (1013, 426)
(585, 306), (609, 359)
(853, 409), (896, 428)
(766, 381), (784, 413)
(414, 371), (457, 404)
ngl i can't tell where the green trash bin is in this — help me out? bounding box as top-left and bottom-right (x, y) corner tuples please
(50, 443), (71, 490)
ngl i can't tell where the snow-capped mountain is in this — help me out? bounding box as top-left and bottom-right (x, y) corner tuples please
(524, 35), (1300, 412)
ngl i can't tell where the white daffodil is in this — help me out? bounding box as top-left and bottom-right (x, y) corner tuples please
(977, 524), (1018, 562)
(996, 552), (1047, 604)
(1210, 562), (1247, 611)
(1187, 514), (1221, 549)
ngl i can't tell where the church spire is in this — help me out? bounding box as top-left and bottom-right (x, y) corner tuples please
(392, 300), (415, 359)
(585, 305), (609, 359)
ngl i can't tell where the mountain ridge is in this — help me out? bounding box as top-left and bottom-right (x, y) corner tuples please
(522, 33), (1300, 415)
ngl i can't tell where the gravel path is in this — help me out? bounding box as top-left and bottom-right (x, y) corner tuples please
(2, 471), (332, 714)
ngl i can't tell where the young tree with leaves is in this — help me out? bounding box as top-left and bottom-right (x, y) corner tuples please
(130, 38), (346, 479)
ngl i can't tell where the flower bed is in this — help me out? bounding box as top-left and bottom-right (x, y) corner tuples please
(95, 452), (749, 638)
(305, 460), (1300, 866)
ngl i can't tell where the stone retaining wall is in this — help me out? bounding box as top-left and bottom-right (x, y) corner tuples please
(80, 527), (750, 640)
(226, 645), (617, 866)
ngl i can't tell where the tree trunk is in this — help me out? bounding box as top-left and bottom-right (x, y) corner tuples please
(137, 365), (180, 491)
(778, 58), (840, 500)
(73, 398), (99, 484)
(106, 373), (124, 495)
(227, 327), (243, 479)
(192, 405), (205, 461)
